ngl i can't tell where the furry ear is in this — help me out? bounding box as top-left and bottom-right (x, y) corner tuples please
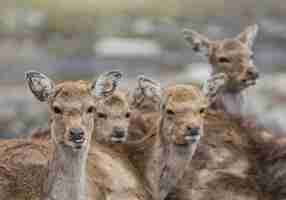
(202, 73), (228, 106)
(90, 71), (123, 97)
(182, 28), (211, 56)
(138, 75), (162, 99)
(236, 24), (258, 49)
(25, 71), (55, 102)
(131, 75), (162, 107)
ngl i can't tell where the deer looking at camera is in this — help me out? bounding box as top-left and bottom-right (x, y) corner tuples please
(0, 71), (149, 200)
(28, 71), (151, 200)
(0, 71), (100, 200)
(183, 24), (259, 117)
(125, 78), (210, 200)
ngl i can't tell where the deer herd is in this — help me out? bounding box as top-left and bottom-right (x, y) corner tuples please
(0, 24), (284, 200)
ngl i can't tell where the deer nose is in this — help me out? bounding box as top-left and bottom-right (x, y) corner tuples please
(70, 128), (84, 142)
(185, 126), (200, 137)
(247, 68), (259, 79)
(112, 127), (126, 138)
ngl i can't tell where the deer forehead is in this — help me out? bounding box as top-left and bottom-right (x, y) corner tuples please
(97, 92), (129, 111)
(54, 81), (90, 98)
(213, 40), (251, 55)
(164, 85), (204, 102)
(51, 81), (94, 109)
(167, 102), (205, 114)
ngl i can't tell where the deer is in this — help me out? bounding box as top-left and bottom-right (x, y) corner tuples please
(123, 78), (213, 200)
(182, 24), (259, 118)
(0, 70), (148, 200)
(86, 72), (151, 200)
(0, 70), (100, 200)
(28, 71), (151, 200)
(160, 24), (285, 200)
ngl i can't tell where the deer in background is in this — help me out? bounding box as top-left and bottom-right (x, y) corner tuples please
(183, 24), (259, 118)
(162, 24), (286, 200)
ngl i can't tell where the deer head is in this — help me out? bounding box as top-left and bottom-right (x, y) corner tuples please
(91, 71), (131, 144)
(160, 85), (208, 145)
(183, 24), (259, 92)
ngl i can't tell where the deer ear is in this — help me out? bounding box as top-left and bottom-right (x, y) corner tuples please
(182, 28), (211, 56)
(25, 71), (55, 102)
(236, 24), (258, 49)
(90, 71), (123, 97)
(138, 75), (162, 98)
(202, 73), (228, 106)
(131, 75), (162, 107)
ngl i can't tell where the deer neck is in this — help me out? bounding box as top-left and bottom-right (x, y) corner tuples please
(219, 90), (244, 117)
(146, 117), (197, 200)
(43, 144), (88, 200)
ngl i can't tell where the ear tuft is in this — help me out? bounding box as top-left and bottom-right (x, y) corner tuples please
(25, 70), (55, 102)
(90, 70), (123, 97)
(236, 24), (259, 49)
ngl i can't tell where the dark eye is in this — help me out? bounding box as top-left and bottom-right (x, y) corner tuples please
(218, 57), (230, 63)
(87, 106), (95, 114)
(250, 54), (255, 60)
(199, 107), (206, 115)
(53, 106), (62, 114)
(125, 112), (131, 118)
(97, 112), (107, 119)
(166, 109), (175, 115)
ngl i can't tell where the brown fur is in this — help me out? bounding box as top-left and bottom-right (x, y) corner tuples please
(166, 110), (283, 200)
(126, 84), (207, 200)
(255, 135), (286, 200)
(29, 85), (150, 200)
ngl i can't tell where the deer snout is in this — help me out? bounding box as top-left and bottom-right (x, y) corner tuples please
(69, 127), (85, 144)
(111, 127), (127, 143)
(184, 126), (201, 143)
(246, 67), (259, 80)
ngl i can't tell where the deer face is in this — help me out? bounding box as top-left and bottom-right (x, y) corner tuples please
(183, 24), (259, 92)
(160, 85), (207, 145)
(26, 71), (97, 151)
(94, 91), (131, 144)
(90, 71), (130, 144)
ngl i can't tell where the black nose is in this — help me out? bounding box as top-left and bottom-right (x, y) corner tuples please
(186, 127), (200, 137)
(70, 128), (84, 141)
(112, 127), (126, 138)
(247, 68), (259, 79)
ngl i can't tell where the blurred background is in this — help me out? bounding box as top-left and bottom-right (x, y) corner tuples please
(1, 0), (286, 138)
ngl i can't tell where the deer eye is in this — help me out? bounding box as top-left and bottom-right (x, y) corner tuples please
(218, 57), (230, 63)
(166, 109), (175, 115)
(125, 112), (131, 118)
(97, 112), (107, 119)
(87, 106), (95, 114)
(53, 106), (62, 114)
(199, 107), (206, 115)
